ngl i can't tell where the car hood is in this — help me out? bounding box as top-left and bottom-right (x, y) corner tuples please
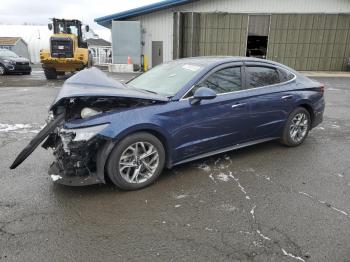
(50, 67), (168, 110)
(2, 57), (29, 63)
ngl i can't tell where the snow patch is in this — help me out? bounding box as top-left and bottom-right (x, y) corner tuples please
(197, 163), (211, 172)
(50, 175), (62, 182)
(229, 172), (251, 200)
(299, 191), (349, 217)
(0, 123), (43, 134)
(216, 173), (230, 182)
(221, 203), (237, 212)
(281, 248), (306, 262)
(250, 205), (257, 220)
(175, 194), (189, 200)
(209, 174), (216, 183)
(331, 206), (349, 216)
(331, 124), (340, 129)
(256, 230), (271, 241)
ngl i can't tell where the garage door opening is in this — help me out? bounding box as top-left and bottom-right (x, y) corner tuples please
(246, 15), (270, 59)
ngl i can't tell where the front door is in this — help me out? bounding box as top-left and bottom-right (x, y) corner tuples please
(172, 65), (252, 162)
(152, 41), (163, 67)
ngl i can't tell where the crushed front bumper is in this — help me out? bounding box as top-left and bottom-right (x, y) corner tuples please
(46, 134), (116, 186)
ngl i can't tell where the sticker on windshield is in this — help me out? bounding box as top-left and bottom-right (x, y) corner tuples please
(182, 64), (201, 72)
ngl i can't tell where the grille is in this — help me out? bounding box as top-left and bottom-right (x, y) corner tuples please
(15, 62), (29, 66)
(50, 37), (73, 58)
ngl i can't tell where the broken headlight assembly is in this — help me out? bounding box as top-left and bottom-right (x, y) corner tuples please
(61, 123), (109, 143)
(81, 107), (102, 119)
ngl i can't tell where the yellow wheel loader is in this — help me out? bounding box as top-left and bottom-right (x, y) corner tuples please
(40, 18), (93, 80)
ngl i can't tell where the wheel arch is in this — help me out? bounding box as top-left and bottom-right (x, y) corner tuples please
(107, 124), (173, 170)
(297, 102), (315, 124)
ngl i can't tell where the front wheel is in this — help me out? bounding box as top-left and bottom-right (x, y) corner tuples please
(106, 132), (165, 190)
(280, 107), (311, 147)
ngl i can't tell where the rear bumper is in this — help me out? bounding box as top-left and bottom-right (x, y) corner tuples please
(311, 97), (325, 128)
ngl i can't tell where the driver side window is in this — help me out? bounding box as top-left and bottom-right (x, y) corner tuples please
(186, 67), (242, 98)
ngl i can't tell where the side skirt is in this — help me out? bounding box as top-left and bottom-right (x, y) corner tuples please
(172, 137), (278, 167)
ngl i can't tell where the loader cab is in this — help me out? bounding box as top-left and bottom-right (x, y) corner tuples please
(49, 19), (89, 48)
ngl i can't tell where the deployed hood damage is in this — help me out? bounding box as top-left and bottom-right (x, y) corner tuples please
(10, 67), (168, 185)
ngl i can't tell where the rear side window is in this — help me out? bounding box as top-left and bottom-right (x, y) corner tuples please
(246, 66), (280, 88)
(278, 68), (295, 82)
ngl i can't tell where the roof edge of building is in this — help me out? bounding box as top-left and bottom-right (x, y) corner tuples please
(94, 0), (197, 26)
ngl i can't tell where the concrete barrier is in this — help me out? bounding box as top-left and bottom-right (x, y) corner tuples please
(108, 64), (135, 73)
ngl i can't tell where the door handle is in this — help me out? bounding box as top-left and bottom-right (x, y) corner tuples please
(232, 103), (246, 109)
(282, 95), (293, 100)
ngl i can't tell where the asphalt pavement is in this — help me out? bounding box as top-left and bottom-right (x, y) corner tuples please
(0, 68), (349, 262)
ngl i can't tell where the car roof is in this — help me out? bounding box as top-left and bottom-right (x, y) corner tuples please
(171, 56), (282, 67)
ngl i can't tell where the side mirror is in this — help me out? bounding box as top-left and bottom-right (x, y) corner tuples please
(85, 25), (90, 32)
(48, 24), (53, 31)
(190, 87), (217, 105)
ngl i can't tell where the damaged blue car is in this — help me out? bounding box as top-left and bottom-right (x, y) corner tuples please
(11, 57), (325, 190)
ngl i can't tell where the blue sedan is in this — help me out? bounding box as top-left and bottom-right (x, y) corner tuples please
(11, 57), (325, 190)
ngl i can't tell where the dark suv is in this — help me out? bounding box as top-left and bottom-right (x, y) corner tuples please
(0, 49), (31, 75)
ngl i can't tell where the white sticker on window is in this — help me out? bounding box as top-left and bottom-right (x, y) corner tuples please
(182, 64), (201, 72)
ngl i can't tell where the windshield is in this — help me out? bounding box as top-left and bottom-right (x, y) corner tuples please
(127, 62), (204, 96)
(0, 50), (19, 58)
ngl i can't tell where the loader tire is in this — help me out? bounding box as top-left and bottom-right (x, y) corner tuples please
(44, 68), (58, 80)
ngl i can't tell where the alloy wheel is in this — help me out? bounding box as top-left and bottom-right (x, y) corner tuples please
(0, 66), (5, 75)
(289, 113), (309, 143)
(119, 142), (160, 184)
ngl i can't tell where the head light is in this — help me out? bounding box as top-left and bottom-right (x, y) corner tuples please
(81, 107), (102, 119)
(61, 124), (109, 142)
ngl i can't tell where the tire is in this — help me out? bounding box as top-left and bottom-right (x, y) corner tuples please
(106, 132), (165, 191)
(0, 65), (6, 75)
(280, 107), (311, 147)
(44, 68), (57, 80)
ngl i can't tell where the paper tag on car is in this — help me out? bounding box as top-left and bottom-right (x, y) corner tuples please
(182, 64), (201, 72)
(58, 46), (64, 50)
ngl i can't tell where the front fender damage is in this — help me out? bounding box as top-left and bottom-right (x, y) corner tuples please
(10, 67), (168, 186)
(47, 136), (116, 186)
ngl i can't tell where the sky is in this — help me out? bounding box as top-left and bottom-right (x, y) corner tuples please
(0, 0), (160, 30)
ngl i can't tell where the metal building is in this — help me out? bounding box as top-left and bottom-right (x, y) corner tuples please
(95, 0), (350, 71)
(0, 37), (30, 60)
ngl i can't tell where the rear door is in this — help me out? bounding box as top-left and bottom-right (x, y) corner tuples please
(244, 62), (297, 139)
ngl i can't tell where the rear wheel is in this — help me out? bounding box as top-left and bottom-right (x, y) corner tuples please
(106, 132), (165, 190)
(0, 65), (6, 75)
(280, 107), (311, 147)
(44, 68), (57, 80)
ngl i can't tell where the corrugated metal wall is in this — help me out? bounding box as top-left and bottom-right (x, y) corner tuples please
(130, 0), (350, 67)
(180, 13), (248, 58)
(179, 0), (350, 14)
(267, 14), (350, 71)
(134, 10), (174, 67)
